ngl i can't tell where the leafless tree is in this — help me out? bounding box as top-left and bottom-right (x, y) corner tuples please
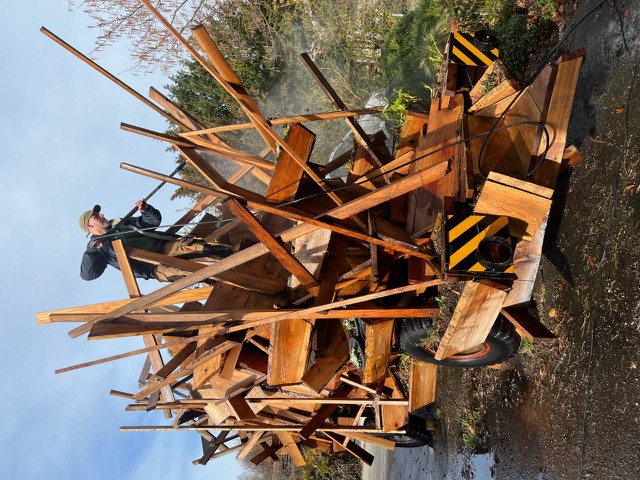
(69, 0), (212, 73)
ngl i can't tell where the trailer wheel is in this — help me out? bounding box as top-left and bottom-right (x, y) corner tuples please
(377, 415), (434, 448)
(397, 315), (520, 367)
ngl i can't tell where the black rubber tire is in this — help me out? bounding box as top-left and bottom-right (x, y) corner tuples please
(377, 414), (434, 448)
(397, 314), (521, 367)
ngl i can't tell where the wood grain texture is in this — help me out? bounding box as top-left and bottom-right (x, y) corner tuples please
(435, 282), (507, 360)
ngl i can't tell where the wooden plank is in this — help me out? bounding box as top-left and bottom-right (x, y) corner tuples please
(502, 217), (544, 307)
(112, 240), (175, 412)
(501, 89), (544, 173)
(484, 171), (554, 199)
(59, 306), (441, 325)
(361, 319), (395, 384)
(349, 131), (391, 190)
(435, 282), (507, 360)
(225, 198), (319, 295)
(180, 108), (382, 136)
(344, 431), (396, 450)
(302, 322), (350, 393)
(466, 111), (524, 180)
(227, 395), (258, 421)
(112, 239), (142, 297)
(37, 287), (213, 324)
(266, 123), (315, 202)
(473, 172), (553, 240)
(193, 278), (253, 389)
(154, 340), (197, 379)
(323, 432), (375, 466)
(193, 431), (230, 465)
(390, 112), (428, 224)
(468, 73), (520, 113)
(268, 318), (313, 386)
(250, 442), (280, 465)
(236, 431), (266, 460)
(220, 345), (243, 380)
(407, 95), (463, 236)
(125, 247), (286, 294)
(380, 374), (409, 433)
(532, 54), (584, 189)
(122, 122), (275, 170)
(468, 60), (517, 105)
(501, 306), (556, 342)
(133, 339), (242, 401)
(409, 362), (437, 412)
(190, 25), (277, 153)
(187, 25), (347, 211)
(276, 432), (306, 467)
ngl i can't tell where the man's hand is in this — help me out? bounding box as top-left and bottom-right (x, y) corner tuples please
(135, 199), (148, 212)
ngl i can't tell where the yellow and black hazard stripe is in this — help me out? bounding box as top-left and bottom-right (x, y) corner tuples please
(444, 214), (515, 276)
(448, 32), (499, 67)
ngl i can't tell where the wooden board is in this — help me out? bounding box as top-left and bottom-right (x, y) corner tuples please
(407, 95), (464, 236)
(473, 171), (553, 240)
(302, 323), (350, 393)
(380, 374), (409, 433)
(435, 282), (507, 360)
(265, 123), (315, 202)
(361, 319), (395, 384)
(532, 54), (585, 189)
(502, 88), (544, 171)
(503, 218), (547, 308)
(501, 306), (557, 342)
(409, 362), (437, 412)
(468, 74), (520, 114)
(468, 59), (519, 106)
(465, 114), (523, 181)
(276, 431), (306, 466)
(268, 318), (313, 386)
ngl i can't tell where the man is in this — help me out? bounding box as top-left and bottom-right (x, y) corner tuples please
(80, 200), (232, 282)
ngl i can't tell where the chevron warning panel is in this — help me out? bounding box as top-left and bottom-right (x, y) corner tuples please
(444, 213), (516, 279)
(448, 32), (499, 67)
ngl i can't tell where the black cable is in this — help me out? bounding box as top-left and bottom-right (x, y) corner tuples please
(476, 0), (610, 182)
(579, 1), (636, 477)
(86, 218), (232, 245)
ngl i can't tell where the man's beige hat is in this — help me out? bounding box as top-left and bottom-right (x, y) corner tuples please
(79, 205), (101, 233)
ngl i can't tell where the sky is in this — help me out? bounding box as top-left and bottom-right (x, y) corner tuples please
(0, 2), (243, 479)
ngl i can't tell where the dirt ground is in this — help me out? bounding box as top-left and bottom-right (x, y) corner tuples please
(399, 1), (640, 479)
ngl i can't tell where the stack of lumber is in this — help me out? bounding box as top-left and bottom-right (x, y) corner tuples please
(38, 6), (584, 469)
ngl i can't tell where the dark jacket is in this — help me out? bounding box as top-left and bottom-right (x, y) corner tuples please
(80, 205), (164, 281)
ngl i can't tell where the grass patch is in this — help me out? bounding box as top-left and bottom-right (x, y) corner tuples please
(459, 410), (480, 449)
(519, 336), (536, 355)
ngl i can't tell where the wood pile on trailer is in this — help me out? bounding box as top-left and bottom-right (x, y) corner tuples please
(38, 5), (585, 469)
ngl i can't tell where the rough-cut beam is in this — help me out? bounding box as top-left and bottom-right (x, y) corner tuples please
(54, 307), (440, 324)
(178, 108), (383, 136)
(37, 287), (213, 324)
(226, 198), (319, 295)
